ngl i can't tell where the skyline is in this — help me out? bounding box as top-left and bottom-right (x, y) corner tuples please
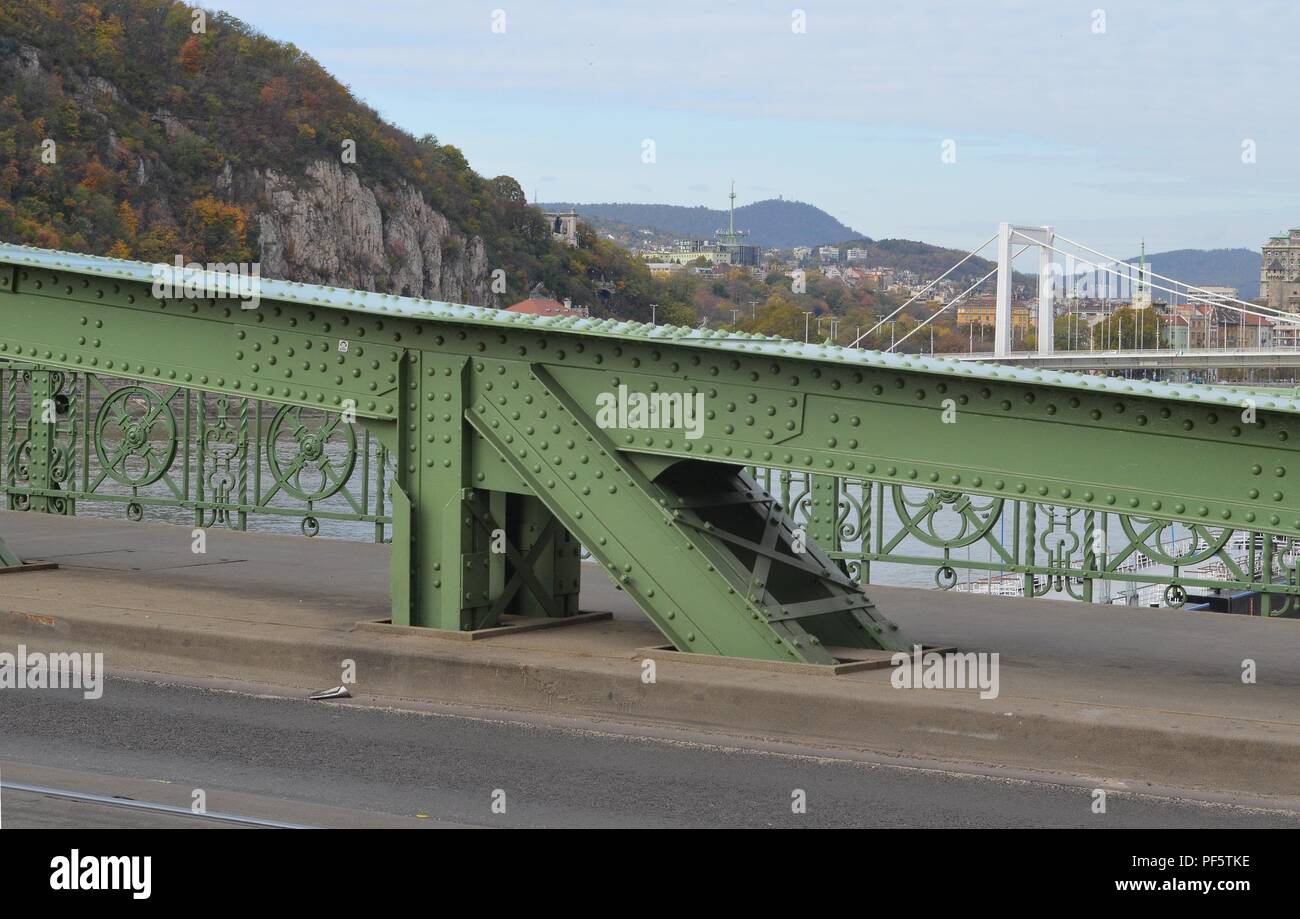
(208, 1), (1300, 256)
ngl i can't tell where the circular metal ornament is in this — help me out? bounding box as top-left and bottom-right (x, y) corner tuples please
(95, 387), (178, 487)
(266, 406), (357, 502)
(894, 487), (1004, 549)
(934, 565), (959, 590)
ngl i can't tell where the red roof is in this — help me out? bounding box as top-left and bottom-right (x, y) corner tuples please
(505, 297), (584, 318)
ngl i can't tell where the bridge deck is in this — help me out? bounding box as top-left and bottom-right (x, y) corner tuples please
(5, 242), (1300, 662)
(1, 510), (1296, 798)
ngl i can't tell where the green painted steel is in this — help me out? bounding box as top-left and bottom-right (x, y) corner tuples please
(744, 470), (1299, 614)
(0, 532), (20, 568)
(1, 243), (1298, 659)
(1, 363), (390, 538)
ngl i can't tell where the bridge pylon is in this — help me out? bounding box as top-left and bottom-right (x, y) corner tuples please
(995, 223), (1055, 359)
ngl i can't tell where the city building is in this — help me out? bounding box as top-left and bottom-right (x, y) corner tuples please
(544, 210), (579, 247)
(955, 297), (1034, 330)
(1166, 304), (1270, 349)
(1272, 319), (1300, 349)
(713, 182), (761, 267)
(1260, 228), (1300, 311)
(1188, 286), (1239, 306)
(506, 288), (587, 318)
(638, 184), (760, 268)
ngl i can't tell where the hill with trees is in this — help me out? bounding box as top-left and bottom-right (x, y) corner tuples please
(0, 0), (690, 320)
(542, 198), (862, 249)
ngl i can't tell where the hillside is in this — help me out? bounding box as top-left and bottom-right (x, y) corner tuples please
(832, 238), (999, 285)
(541, 198), (862, 249)
(1127, 248), (1261, 300)
(0, 0), (677, 319)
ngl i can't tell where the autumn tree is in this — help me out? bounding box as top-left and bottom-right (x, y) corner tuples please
(178, 35), (202, 74)
(183, 196), (251, 263)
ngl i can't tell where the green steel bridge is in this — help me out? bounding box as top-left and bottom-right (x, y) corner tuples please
(2, 243), (1298, 665)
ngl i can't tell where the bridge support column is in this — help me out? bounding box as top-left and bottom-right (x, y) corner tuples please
(1037, 226), (1055, 356)
(994, 222), (1014, 359)
(383, 351), (583, 630)
(386, 351), (505, 630)
(995, 223), (1056, 358)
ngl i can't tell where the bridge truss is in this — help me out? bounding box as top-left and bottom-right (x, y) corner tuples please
(2, 244), (1299, 663)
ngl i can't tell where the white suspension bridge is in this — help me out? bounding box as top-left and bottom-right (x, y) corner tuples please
(846, 223), (1300, 373)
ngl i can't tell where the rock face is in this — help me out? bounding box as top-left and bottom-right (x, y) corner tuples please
(0, 40), (495, 307)
(251, 159), (494, 306)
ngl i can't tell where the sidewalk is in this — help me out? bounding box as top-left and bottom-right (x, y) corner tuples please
(1, 509), (1297, 800)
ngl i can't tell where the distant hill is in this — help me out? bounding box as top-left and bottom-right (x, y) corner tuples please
(833, 238), (998, 284)
(1127, 248), (1261, 301)
(541, 198), (861, 249)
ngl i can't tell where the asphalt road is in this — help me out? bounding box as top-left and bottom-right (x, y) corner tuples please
(1, 678), (1296, 828)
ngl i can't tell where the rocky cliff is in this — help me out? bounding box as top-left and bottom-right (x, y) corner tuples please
(0, 23), (498, 306)
(239, 158), (494, 303)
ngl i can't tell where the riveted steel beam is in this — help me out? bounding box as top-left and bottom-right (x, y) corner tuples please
(466, 363), (911, 662)
(0, 533), (21, 568)
(3, 244), (1300, 657)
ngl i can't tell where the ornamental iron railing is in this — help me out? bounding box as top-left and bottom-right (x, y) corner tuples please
(3, 363), (1293, 616)
(2, 364), (390, 541)
(747, 467), (1299, 616)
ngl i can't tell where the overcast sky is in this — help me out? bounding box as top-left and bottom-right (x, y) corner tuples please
(212, 0), (1300, 257)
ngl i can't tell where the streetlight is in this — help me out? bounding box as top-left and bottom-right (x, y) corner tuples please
(650, 303), (657, 325)
(803, 311), (812, 343)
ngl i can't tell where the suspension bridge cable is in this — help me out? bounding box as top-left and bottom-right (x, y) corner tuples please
(848, 233), (997, 348)
(1043, 231), (1300, 323)
(888, 246), (1032, 352)
(1029, 236), (1300, 328)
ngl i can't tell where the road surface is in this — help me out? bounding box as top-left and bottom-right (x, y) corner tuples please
(2, 677), (1295, 828)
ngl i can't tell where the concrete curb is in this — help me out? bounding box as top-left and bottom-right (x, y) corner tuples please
(2, 605), (1298, 800)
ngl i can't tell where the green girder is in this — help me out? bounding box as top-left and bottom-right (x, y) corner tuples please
(2, 244), (1299, 659)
